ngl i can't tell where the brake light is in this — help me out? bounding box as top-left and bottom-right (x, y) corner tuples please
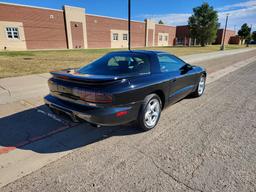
(73, 88), (112, 103)
(58, 75), (70, 80)
(116, 111), (128, 117)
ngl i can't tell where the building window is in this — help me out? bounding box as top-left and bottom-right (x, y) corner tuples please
(123, 34), (128, 41)
(159, 35), (162, 41)
(6, 27), (19, 39)
(113, 33), (118, 40)
(176, 37), (184, 45)
(164, 36), (168, 41)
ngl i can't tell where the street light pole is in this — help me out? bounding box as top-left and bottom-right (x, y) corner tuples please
(247, 24), (253, 47)
(220, 14), (229, 51)
(128, 0), (131, 50)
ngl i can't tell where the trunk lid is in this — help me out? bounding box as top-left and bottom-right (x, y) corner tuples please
(48, 69), (128, 105)
(51, 69), (129, 85)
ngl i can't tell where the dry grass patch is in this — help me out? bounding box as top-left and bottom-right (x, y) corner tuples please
(0, 45), (249, 78)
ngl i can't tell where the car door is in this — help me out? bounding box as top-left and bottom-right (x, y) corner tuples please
(157, 54), (196, 104)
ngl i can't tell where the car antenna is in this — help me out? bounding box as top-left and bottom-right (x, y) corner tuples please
(128, 0), (131, 51)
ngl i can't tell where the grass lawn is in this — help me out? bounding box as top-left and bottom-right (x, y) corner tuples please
(0, 44), (250, 78)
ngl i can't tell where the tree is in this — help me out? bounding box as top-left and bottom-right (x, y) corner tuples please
(188, 3), (219, 47)
(238, 23), (251, 44)
(251, 31), (256, 41)
(158, 20), (164, 24)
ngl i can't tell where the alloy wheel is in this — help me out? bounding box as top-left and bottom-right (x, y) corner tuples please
(144, 98), (160, 128)
(198, 76), (205, 95)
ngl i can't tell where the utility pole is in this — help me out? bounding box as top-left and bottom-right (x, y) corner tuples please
(220, 14), (229, 51)
(128, 0), (131, 50)
(247, 24), (253, 47)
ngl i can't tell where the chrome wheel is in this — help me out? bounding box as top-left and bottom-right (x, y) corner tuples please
(198, 76), (205, 95)
(144, 98), (160, 128)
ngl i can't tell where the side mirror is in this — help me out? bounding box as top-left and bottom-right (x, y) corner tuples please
(185, 64), (193, 70)
(180, 64), (192, 72)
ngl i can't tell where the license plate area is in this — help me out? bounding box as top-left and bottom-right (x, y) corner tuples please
(49, 104), (79, 122)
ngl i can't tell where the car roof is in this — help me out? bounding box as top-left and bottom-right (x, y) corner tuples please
(108, 50), (170, 56)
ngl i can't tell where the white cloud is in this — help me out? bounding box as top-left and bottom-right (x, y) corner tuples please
(218, 5), (256, 31)
(217, 0), (256, 11)
(137, 1), (256, 31)
(142, 13), (190, 26)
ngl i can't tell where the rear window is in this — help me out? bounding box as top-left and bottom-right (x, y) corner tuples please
(77, 53), (150, 76)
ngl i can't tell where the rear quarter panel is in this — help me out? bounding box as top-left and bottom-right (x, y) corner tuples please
(111, 74), (172, 106)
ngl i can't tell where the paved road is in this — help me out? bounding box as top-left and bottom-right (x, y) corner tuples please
(1, 60), (256, 191)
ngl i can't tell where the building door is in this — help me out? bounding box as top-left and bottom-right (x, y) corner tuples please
(71, 22), (84, 49)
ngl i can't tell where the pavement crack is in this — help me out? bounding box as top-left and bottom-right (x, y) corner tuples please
(191, 151), (205, 179)
(133, 147), (204, 192)
(37, 74), (49, 79)
(190, 125), (209, 181)
(0, 84), (11, 96)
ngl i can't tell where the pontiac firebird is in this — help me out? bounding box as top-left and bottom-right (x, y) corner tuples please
(44, 50), (206, 131)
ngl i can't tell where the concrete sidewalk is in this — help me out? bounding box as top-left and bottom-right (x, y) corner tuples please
(0, 48), (255, 104)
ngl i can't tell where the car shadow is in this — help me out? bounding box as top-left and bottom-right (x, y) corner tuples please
(0, 104), (142, 154)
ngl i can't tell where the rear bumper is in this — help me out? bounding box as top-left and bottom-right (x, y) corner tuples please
(44, 95), (141, 126)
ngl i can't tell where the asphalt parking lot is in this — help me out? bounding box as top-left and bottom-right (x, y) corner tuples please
(0, 49), (256, 192)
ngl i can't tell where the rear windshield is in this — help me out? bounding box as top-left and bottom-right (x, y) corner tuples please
(77, 53), (150, 76)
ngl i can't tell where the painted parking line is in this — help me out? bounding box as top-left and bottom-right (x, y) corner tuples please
(0, 100), (78, 155)
(0, 125), (71, 155)
(0, 147), (16, 154)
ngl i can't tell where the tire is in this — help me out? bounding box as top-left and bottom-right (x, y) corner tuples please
(191, 74), (206, 97)
(137, 94), (162, 131)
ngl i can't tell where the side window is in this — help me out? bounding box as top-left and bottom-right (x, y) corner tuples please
(113, 33), (118, 40)
(158, 54), (185, 73)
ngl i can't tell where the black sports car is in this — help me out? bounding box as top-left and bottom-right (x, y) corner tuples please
(44, 50), (206, 131)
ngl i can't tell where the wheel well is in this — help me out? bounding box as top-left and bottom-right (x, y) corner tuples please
(152, 90), (165, 109)
(203, 71), (207, 77)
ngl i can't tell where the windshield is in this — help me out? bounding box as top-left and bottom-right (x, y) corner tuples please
(77, 52), (150, 76)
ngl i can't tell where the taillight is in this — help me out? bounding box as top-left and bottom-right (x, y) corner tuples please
(116, 111), (128, 117)
(73, 88), (112, 103)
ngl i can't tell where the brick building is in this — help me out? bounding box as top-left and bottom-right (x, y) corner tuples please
(175, 25), (239, 46)
(0, 2), (239, 51)
(214, 29), (237, 44)
(176, 25), (192, 46)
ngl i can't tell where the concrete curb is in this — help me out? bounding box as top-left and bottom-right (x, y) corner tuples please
(181, 48), (255, 63)
(206, 56), (256, 84)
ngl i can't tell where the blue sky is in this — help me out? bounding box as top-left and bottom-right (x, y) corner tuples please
(1, 0), (256, 31)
